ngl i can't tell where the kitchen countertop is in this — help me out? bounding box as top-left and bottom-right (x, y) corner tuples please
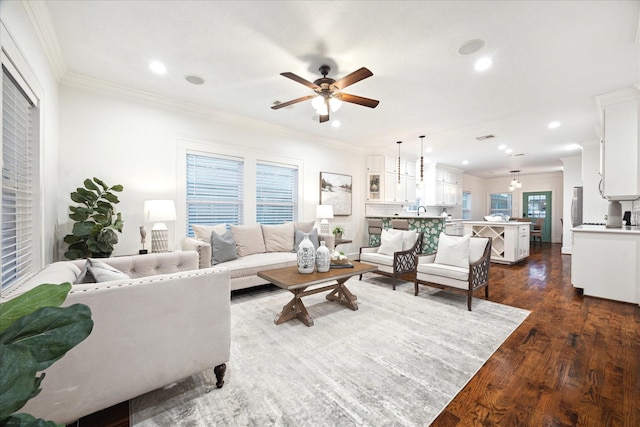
(571, 224), (640, 234)
(464, 221), (530, 226)
(365, 215), (446, 219)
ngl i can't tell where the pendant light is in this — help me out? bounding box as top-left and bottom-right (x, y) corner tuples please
(418, 135), (425, 189)
(509, 170), (522, 192)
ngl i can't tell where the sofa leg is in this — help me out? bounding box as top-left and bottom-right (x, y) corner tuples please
(392, 276), (396, 290)
(359, 274), (363, 281)
(414, 282), (419, 296)
(214, 363), (226, 389)
(485, 285), (489, 299)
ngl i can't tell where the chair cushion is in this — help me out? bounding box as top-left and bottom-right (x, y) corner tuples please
(417, 263), (469, 282)
(387, 228), (418, 251)
(360, 252), (394, 267)
(210, 229), (238, 265)
(378, 229), (403, 255)
(231, 224), (266, 256)
(434, 233), (470, 268)
(262, 223), (294, 252)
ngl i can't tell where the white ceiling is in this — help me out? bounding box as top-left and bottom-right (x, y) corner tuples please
(39, 0), (640, 178)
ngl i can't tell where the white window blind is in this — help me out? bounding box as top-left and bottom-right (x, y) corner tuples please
(2, 66), (35, 290)
(186, 153), (243, 236)
(256, 162), (298, 224)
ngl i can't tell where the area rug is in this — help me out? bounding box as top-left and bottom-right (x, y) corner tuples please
(131, 276), (529, 426)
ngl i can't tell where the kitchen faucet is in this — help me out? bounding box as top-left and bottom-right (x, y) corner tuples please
(417, 206), (427, 216)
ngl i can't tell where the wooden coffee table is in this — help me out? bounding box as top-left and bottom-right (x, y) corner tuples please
(257, 261), (377, 327)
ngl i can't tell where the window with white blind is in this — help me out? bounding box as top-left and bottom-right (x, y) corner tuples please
(186, 153), (244, 236)
(2, 66), (37, 290)
(489, 193), (512, 217)
(256, 162), (298, 224)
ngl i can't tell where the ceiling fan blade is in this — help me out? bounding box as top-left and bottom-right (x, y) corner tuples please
(331, 67), (373, 91)
(271, 95), (316, 110)
(339, 93), (380, 108)
(319, 113), (330, 123)
(280, 72), (320, 90)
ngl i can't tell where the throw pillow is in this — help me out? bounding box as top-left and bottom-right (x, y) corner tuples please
(434, 232), (471, 268)
(82, 259), (129, 283)
(388, 228), (418, 251)
(377, 229), (404, 255)
(262, 222), (294, 252)
(210, 229), (238, 265)
(230, 224), (266, 256)
(293, 220), (315, 233)
(294, 227), (319, 251)
(74, 259), (92, 284)
(192, 224), (228, 242)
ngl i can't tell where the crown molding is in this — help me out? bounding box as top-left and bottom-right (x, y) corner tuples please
(60, 71), (366, 155)
(22, 0), (67, 80)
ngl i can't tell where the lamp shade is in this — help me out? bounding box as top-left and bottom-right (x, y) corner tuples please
(316, 204), (334, 219)
(144, 200), (176, 222)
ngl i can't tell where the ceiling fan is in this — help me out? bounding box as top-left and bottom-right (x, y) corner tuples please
(271, 64), (379, 123)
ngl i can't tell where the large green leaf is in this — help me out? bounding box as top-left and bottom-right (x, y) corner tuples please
(0, 305), (93, 371)
(69, 192), (86, 205)
(83, 178), (99, 192)
(71, 221), (94, 238)
(93, 177), (108, 191)
(110, 184), (123, 192)
(102, 192), (119, 204)
(63, 246), (88, 260)
(75, 188), (98, 203)
(0, 284), (71, 333)
(0, 345), (41, 421)
(0, 413), (61, 426)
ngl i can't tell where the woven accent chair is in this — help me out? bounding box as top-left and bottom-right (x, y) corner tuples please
(359, 230), (424, 290)
(414, 235), (491, 311)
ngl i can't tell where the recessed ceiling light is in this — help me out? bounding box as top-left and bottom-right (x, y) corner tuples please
(498, 144), (507, 150)
(457, 39), (485, 56)
(548, 121), (561, 129)
(474, 57), (492, 72)
(186, 75), (205, 85)
(505, 148), (513, 154)
(462, 160), (469, 165)
(149, 61), (167, 75)
(331, 120), (341, 128)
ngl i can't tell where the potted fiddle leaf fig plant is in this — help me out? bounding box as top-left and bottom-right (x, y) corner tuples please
(63, 178), (124, 259)
(0, 282), (94, 426)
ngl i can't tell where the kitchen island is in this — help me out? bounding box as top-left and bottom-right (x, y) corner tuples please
(571, 225), (640, 304)
(463, 221), (530, 264)
(365, 215), (446, 253)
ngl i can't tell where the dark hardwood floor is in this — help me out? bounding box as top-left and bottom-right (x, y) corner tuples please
(76, 243), (639, 426)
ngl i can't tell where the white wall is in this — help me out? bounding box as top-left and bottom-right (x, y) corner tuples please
(58, 85), (367, 259)
(483, 172), (564, 243)
(561, 155), (582, 254)
(461, 174), (487, 220)
(1, 2), (60, 266)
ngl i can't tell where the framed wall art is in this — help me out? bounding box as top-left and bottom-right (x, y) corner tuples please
(320, 172), (352, 216)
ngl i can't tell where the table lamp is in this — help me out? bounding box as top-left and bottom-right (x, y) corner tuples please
(144, 200), (177, 252)
(316, 204), (334, 234)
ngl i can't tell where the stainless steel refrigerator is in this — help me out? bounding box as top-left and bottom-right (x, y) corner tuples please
(571, 186), (583, 227)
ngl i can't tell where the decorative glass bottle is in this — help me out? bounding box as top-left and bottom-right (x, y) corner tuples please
(297, 233), (315, 274)
(315, 241), (331, 273)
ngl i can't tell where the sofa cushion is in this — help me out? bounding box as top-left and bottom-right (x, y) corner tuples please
(262, 223), (294, 252)
(294, 227), (319, 251)
(378, 229), (403, 255)
(435, 233), (470, 268)
(192, 224), (228, 242)
(211, 229), (238, 265)
(218, 252), (297, 279)
(231, 224), (266, 256)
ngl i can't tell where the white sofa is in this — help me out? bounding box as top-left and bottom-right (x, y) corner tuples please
(182, 221), (335, 291)
(0, 251), (230, 425)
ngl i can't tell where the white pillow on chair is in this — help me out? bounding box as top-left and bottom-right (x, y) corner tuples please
(388, 228), (418, 251)
(434, 232), (470, 268)
(378, 229), (404, 255)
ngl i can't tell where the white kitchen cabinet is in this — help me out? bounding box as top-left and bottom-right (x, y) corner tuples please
(463, 221), (529, 264)
(598, 88), (640, 201)
(366, 155), (417, 203)
(421, 163), (463, 206)
(571, 226), (640, 304)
